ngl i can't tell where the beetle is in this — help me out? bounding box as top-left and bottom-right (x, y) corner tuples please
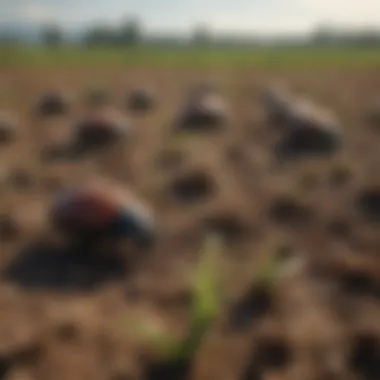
(50, 179), (156, 249)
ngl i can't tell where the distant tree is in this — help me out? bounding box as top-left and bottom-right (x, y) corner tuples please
(84, 24), (116, 46)
(311, 22), (339, 45)
(350, 29), (380, 46)
(311, 23), (380, 46)
(116, 17), (142, 46)
(0, 34), (20, 45)
(41, 24), (63, 46)
(191, 23), (212, 45)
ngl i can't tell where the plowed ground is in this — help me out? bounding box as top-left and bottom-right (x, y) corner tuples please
(0, 67), (379, 380)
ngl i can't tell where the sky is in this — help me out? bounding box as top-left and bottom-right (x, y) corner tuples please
(1, 0), (380, 35)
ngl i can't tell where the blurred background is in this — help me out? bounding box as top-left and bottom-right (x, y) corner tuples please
(1, 0), (380, 67)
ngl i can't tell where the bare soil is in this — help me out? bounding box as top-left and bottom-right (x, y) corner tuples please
(0, 67), (379, 380)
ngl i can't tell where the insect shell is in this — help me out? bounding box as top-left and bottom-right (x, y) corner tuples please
(51, 179), (156, 248)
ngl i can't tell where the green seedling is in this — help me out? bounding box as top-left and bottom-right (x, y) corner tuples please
(175, 233), (222, 360)
(124, 233), (223, 361)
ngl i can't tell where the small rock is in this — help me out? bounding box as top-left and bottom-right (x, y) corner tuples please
(356, 187), (380, 224)
(273, 98), (342, 158)
(73, 109), (132, 153)
(0, 113), (17, 145)
(126, 88), (155, 112)
(36, 91), (71, 117)
(169, 170), (216, 204)
(0, 214), (19, 241)
(175, 92), (229, 132)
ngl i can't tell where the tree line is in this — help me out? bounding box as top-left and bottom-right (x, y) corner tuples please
(41, 19), (214, 47)
(3, 17), (380, 47)
(42, 18), (143, 47)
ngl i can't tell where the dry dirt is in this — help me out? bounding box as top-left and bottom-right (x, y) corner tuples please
(0, 67), (379, 380)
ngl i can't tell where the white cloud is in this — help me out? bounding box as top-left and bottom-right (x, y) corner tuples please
(204, 11), (312, 34)
(205, 0), (380, 33)
(0, 0), (57, 23)
(1, 0), (380, 32)
(289, 0), (380, 27)
(134, 0), (380, 33)
(23, 1), (56, 22)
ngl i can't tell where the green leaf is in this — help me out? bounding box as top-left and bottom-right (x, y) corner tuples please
(122, 233), (223, 361)
(175, 233), (223, 359)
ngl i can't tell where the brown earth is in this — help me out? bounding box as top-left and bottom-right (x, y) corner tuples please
(0, 67), (379, 380)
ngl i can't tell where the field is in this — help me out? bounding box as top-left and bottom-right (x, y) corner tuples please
(2, 46), (380, 68)
(0, 47), (379, 380)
